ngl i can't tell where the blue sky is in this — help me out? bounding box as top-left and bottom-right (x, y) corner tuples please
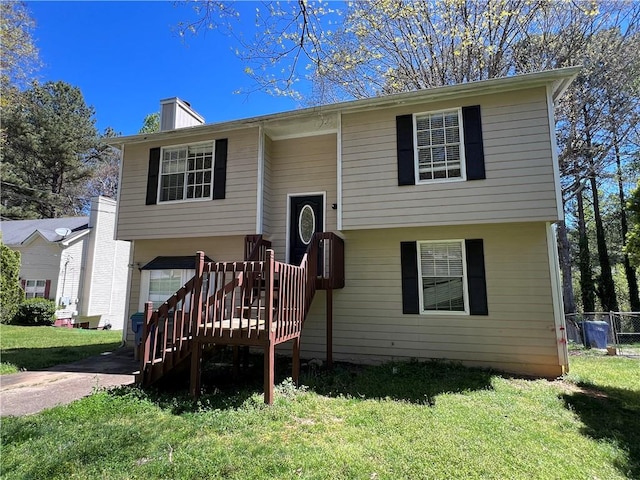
(27, 1), (304, 135)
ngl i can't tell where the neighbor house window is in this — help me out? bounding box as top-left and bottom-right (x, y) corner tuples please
(159, 142), (213, 202)
(24, 279), (47, 298)
(414, 109), (464, 182)
(417, 241), (467, 313)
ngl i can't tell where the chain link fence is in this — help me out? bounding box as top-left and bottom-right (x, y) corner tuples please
(565, 312), (640, 357)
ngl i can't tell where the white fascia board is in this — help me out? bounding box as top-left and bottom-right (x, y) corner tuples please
(114, 143), (125, 240)
(108, 67), (582, 148)
(546, 85), (565, 221)
(15, 230), (49, 247)
(60, 228), (91, 246)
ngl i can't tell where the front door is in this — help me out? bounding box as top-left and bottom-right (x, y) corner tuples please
(289, 195), (324, 266)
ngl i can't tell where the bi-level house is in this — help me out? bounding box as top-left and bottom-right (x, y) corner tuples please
(111, 67), (578, 403)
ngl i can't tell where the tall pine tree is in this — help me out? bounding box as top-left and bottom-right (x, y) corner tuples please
(1, 81), (98, 218)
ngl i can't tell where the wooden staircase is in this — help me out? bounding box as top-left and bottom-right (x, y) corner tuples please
(137, 233), (344, 404)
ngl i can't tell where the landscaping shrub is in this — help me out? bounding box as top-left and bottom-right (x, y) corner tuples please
(11, 298), (56, 326)
(0, 241), (24, 324)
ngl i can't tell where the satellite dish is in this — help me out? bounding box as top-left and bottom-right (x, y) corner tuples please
(55, 228), (72, 238)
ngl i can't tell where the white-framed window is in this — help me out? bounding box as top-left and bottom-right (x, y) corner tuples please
(139, 269), (195, 310)
(417, 240), (468, 314)
(159, 142), (214, 202)
(24, 279), (47, 298)
(414, 108), (465, 183)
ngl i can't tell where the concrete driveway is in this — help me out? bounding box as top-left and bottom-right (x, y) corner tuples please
(0, 348), (138, 416)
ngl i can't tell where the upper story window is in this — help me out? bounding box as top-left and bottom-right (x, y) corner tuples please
(396, 105), (484, 186)
(414, 109), (464, 183)
(159, 142), (213, 202)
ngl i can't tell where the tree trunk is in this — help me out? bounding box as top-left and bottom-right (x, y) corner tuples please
(577, 186), (595, 312)
(589, 174), (619, 312)
(557, 220), (576, 314)
(613, 126), (640, 313)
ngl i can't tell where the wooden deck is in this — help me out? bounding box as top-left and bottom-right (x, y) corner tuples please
(137, 233), (344, 404)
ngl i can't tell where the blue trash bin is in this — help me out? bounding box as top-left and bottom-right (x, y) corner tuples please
(130, 312), (145, 348)
(583, 320), (609, 348)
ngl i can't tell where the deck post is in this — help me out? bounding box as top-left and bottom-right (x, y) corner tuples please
(292, 336), (301, 385)
(264, 344), (275, 404)
(326, 288), (333, 369)
(264, 249), (275, 404)
(141, 301), (154, 382)
(192, 251), (205, 336)
(232, 346), (240, 378)
(190, 341), (202, 397)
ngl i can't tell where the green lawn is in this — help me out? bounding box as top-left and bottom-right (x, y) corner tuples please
(0, 325), (123, 374)
(1, 351), (638, 479)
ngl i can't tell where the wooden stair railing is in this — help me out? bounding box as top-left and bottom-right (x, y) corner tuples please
(140, 275), (199, 385)
(139, 233), (344, 403)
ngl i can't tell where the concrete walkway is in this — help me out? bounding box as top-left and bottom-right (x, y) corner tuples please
(0, 348), (138, 417)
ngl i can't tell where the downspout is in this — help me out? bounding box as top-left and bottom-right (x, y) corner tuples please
(547, 222), (569, 374)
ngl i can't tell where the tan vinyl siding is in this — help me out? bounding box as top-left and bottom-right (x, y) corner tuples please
(123, 235), (245, 344)
(341, 87), (559, 229)
(300, 222), (564, 377)
(266, 134), (338, 262)
(117, 128), (259, 240)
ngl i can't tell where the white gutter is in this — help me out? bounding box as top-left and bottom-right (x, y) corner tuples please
(547, 222), (569, 374)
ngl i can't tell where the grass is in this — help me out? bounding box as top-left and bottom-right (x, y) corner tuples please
(0, 324), (123, 374)
(1, 349), (638, 479)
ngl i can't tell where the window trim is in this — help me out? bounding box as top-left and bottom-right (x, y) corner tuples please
(416, 240), (469, 315)
(412, 108), (467, 185)
(157, 140), (215, 204)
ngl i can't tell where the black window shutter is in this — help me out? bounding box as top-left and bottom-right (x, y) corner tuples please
(213, 138), (228, 200)
(462, 106), (486, 180)
(145, 147), (161, 205)
(465, 239), (488, 315)
(396, 115), (415, 186)
(400, 241), (419, 314)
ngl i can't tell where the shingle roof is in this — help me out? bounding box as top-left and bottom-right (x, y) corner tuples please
(0, 216), (89, 246)
(140, 255), (214, 270)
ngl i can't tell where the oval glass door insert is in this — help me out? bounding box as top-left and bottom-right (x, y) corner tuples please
(298, 204), (315, 245)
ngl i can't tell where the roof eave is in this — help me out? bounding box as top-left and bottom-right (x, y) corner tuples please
(108, 66), (581, 147)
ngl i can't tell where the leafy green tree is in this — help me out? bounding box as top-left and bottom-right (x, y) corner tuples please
(0, 1), (40, 106)
(139, 112), (160, 134)
(67, 127), (122, 213)
(0, 237), (24, 324)
(1, 81), (99, 219)
(184, 1), (640, 312)
(182, 1), (614, 101)
(626, 181), (640, 269)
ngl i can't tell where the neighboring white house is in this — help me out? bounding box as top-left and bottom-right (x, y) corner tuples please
(0, 196), (131, 330)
